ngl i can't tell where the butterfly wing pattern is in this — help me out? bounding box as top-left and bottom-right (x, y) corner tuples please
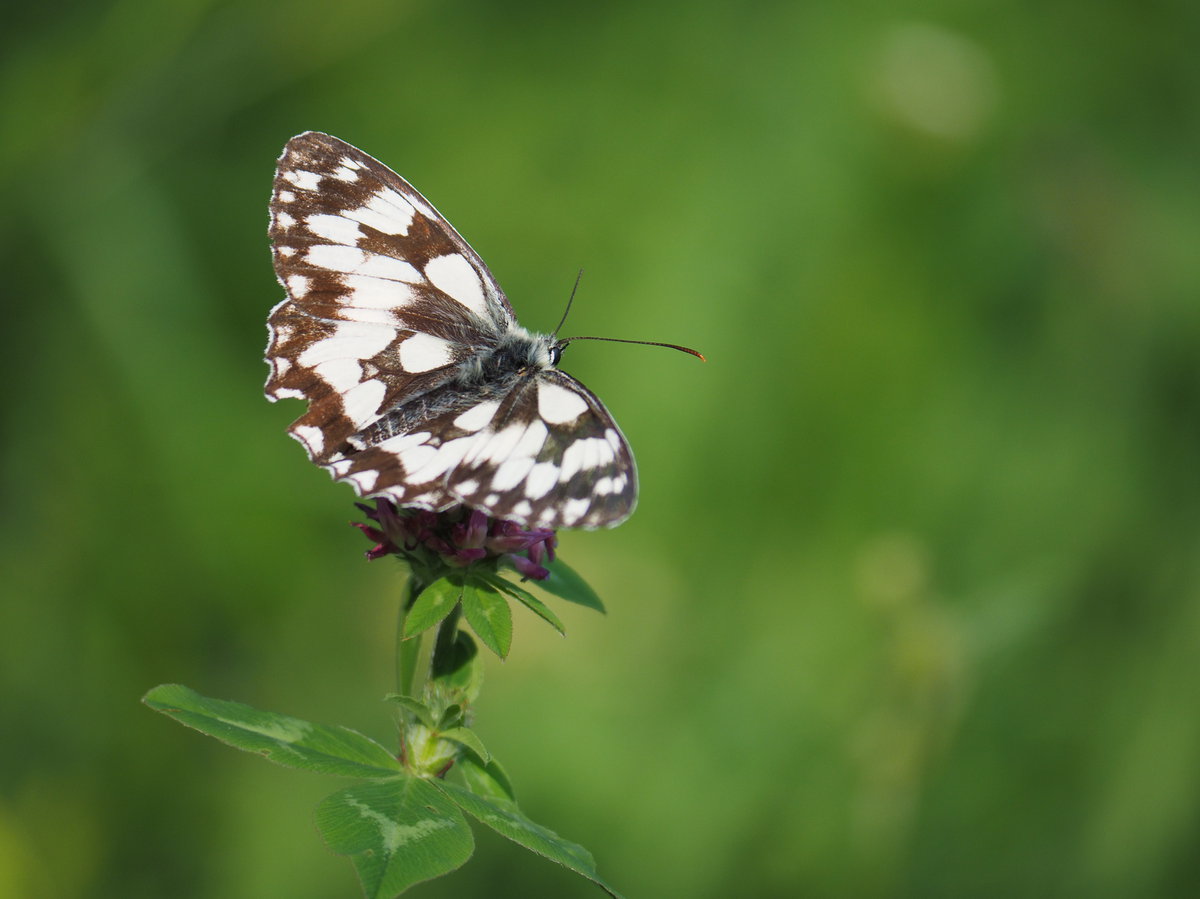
(266, 132), (636, 529)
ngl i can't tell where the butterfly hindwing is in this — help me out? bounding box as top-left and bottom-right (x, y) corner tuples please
(313, 371), (636, 528)
(445, 370), (637, 529)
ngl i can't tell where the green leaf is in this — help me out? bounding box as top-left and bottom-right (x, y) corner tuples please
(436, 703), (464, 729)
(460, 581), (512, 658)
(459, 755), (517, 804)
(485, 574), (566, 635)
(142, 684), (401, 778)
(438, 781), (624, 899)
(404, 577), (462, 638)
(384, 694), (436, 729)
(317, 776), (473, 898)
(531, 558), (606, 612)
(438, 726), (489, 764)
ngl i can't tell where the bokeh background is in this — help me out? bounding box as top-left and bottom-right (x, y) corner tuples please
(3, 2), (1198, 897)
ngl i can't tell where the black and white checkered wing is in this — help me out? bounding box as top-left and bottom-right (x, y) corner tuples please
(451, 369), (637, 529)
(309, 367), (637, 529)
(266, 132), (510, 491)
(266, 132), (640, 529)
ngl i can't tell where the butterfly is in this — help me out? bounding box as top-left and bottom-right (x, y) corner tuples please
(266, 132), (679, 529)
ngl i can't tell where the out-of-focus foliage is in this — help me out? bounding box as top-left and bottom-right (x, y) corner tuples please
(2, 2), (1197, 897)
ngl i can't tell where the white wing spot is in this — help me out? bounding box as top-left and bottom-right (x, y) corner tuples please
(407, 194), (436, 220)
(305, 245), (421, 282)
(562, 498), (590, 525)
(559, 437), (611, 482)
(275, 211), (296, 229)
(468, 420), (548, 467)
(512, 419), (549, 459)
(396, 442), (438, 474)
(339, 156), (363, 171)
(276, 246), (296, 258)
(484, 494), (500, 506)
(298, 322), (393, 368)
(306, 214), (363, 245)
(344, 191), (416, 236)
(454, 401), (499, 433)
(286, 274), (310, 297)
(342, 379), (386, 428)
(332, 165), (359, 182)
(559, 441), (584, 482)
(346, 468), (379, 493)
(425, 254), (487, 316)
(469, 424), (521, 464)
(491, 456), (536, 491)
(398, 333), (453, 372)
(337, 305), (403, 325)
(512, 500), (533, 518)
(340, 274), (419, 311)
(524, 462), (559, 500)
(284, 169), (322, 191)
(313, 358), (363, 393)
(376, 432), (432, 455)
(292, 425), (325, 455)
(407, 435), (476, 484)
(277, 190), (295, 203)
(456, 479), (479, 496)
(538, 381), (589, 424)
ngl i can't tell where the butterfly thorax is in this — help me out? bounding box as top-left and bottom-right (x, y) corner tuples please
(453, 326), (555, 387)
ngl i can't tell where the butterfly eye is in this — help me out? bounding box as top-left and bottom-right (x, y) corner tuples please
(549, 344), (564, 366)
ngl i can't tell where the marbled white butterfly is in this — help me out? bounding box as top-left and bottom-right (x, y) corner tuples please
(266, 132), (698, 529)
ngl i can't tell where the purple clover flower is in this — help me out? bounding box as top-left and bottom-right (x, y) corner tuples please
(352, 500), (557, 581)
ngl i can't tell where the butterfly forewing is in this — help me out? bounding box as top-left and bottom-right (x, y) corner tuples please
(268, 133), (502, 463)
(266, 132), (639, 528)
(268, 131), (514, 330)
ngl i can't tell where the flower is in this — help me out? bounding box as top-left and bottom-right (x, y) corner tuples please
(352, 500), (557, 580)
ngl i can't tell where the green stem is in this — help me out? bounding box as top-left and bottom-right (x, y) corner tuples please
(396, 576), (425, 697)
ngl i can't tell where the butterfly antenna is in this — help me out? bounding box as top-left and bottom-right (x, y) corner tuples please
(557, 335), (706, 362)
(552, 269), (585, 338)
(552, 270), (705, 360)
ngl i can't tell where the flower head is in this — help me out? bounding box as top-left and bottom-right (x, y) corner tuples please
(352, 499), (557, 581)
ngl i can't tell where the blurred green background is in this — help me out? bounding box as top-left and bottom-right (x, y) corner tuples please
(3, 1), (1198, 897)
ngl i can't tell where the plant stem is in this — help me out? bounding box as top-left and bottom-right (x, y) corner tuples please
(396, 576), (425, 697)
